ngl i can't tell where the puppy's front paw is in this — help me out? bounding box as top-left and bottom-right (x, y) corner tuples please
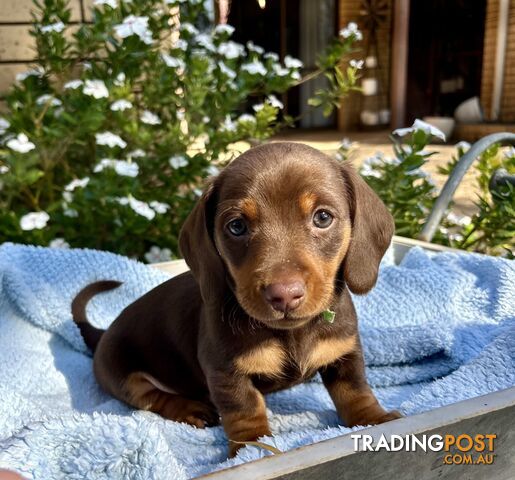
(374, 409), (402, 423)
(347, 407), (402, 427)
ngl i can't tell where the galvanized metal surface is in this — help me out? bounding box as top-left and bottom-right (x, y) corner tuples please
(200, 387), (515, 480)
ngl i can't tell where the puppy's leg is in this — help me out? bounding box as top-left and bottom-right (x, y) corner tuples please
(207, 372), (271, 457)
(320, 348), (401, 427)
(123, 372), (219, 428)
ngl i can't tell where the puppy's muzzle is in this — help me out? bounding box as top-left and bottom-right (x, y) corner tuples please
(262, 280), (305, 313)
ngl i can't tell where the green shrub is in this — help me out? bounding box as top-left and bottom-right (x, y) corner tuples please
(348, 120), (515, 257)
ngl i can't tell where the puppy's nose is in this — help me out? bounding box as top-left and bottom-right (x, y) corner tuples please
(263, 281), (305, 313)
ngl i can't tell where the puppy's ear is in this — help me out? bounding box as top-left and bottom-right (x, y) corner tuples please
(179, 180), (225, 305)
(341, 164), (394, 294)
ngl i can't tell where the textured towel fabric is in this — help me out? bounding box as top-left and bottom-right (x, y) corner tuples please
(0, 242), (513, 479)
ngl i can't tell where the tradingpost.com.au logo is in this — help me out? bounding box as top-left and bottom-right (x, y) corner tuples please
(351, 433), (497, 465)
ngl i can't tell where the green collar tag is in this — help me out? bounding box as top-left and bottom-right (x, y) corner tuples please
(322, 309), (336, 323)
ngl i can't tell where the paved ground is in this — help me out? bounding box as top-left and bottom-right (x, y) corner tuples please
(271, 129), (479, 217)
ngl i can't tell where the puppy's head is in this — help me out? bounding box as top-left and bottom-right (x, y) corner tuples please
(179, 142), (393, 329)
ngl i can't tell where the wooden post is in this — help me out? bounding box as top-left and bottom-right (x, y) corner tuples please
(390, 0), (410, 129)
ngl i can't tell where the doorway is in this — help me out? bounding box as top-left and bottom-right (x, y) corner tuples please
(405, 0), (487, 122)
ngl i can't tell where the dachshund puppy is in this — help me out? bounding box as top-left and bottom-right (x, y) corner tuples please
(72, 142), (400, 457)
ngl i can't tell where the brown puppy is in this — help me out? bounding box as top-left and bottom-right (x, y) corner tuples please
(72, 142), (401, 457)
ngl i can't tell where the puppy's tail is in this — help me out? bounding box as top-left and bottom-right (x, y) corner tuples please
(72, 280), (122, 352)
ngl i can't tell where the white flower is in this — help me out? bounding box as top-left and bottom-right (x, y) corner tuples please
(350, 59), (364, 69)
(446, 211), (472, 226)
(206, 165), (220, 176)
(94, 0), (117, 8)
(49, 238), (70, 248)
(64, 79), (83, 89)
(114, 15), (153, 45)
(115, 160), (139, 177)
(95, 131), (127, 149)
(238, 114), (256, 123)
(360, 162), (382, 178)
(144, 245), (172, 263)
(504, 146), (515, 159)
(40, 22), (65, 33)
(360, 152), (401, 179)
(150, 201), (170, 214)
(36, 94), (62, 107)
(169, 155), (188, 169)
(94, 158), (139, 177)
(454, 141), (471, 152)
(284, 55), (303, 69)
(174, 39), (188, 51)
(393, 119), (446, 141)
(7, 133), (36, 153)
(63, 208), (78, 218)
(16, 67), (44, 82)
(273, 64), (289, 76)
(220, 115), (237, 132)
(0, 117), (10, 135)
(241, 60), (267, 76)
(253, 103), (264, 112)
(340, 138), (355, 150)
(110, 99), (133, 111)
(291, 71), (301, 80)
(117, 196), (155, 220)
(114, 72), (126, 86)
(0, 165), (9, 174)
(20, 211), (49, 230)
(83, 79), (109, 99)
(214, 24), (235, 36)
(176, 110), (185, 121)
(161, 53), (185, 70)
(65, 177), (90, 191)
(82, 62), (92, 71)
(62, 191), (73, 203)
(339, 22), (363, 41)
(264, 52), (279, 62)
(128, 149), (145, 159)
(195, 33), (215, 51)
(267, 95), (284, 109)
(218, 41), (245, 59)
(140, 110), (161, 125)
(449, 233), (464, 243)
(180, 22), (199, 35)
(218, 62), (236, 79)
(246, 41), (264, 54)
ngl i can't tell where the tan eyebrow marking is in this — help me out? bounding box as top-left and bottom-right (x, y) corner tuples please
(298, 192), (318, 216)
(240, 198), (259, 221)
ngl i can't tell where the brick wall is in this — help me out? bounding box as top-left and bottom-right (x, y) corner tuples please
(0, 0), (94, 103)
(480, 0), (515, 123)
(337, 0), (393, 131)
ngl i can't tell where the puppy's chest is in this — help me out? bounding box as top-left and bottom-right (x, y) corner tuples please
(234, 334), (356, 385)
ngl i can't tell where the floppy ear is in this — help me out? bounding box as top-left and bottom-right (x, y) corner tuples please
(179, 181), (226, 305)
(341, 164), (394, 294)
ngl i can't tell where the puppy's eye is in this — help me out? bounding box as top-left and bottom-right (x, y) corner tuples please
(313, 210), (333, 229)
(226, 218), (248, 236)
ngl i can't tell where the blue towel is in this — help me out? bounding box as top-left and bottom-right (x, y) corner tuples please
(0, 243), (513, 479)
